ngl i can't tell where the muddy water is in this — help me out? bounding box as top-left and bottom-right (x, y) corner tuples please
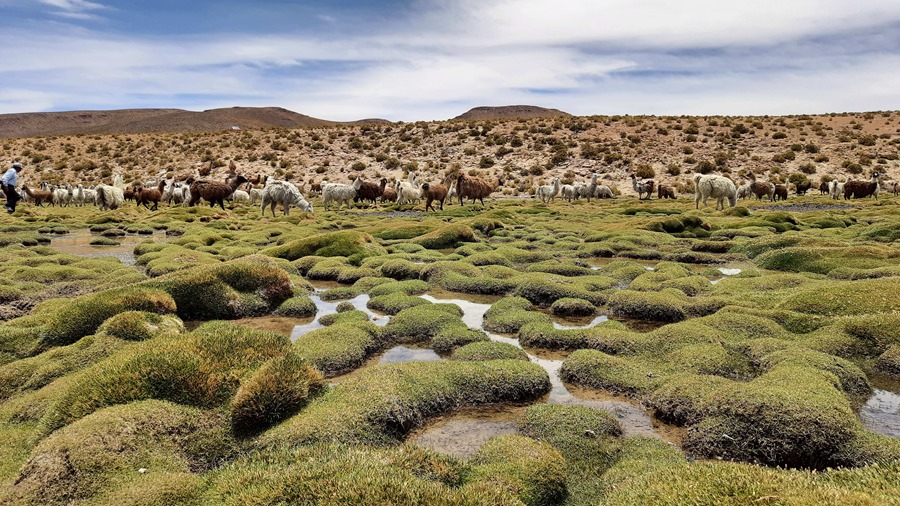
(290, 290), (389, 342)
(861, 376), (900, 439)
(551, 314), (608, 330)
(49, 229), (168, 266)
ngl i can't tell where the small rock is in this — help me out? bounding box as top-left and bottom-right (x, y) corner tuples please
(138, 468), (147, 474)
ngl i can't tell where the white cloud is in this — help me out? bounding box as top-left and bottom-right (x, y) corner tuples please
(2, 0), (900, 120)
(37, 0), (107, 19)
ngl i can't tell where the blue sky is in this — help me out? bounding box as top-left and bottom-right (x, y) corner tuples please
(1, 0), (899, 121)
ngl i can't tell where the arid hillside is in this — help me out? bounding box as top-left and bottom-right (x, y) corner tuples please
(453, 105), (572, 120)
(0, 107), (350, 139)
(2, 109), (899, 196)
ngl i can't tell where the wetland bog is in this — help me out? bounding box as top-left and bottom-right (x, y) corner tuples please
(1, 194), (899, 505)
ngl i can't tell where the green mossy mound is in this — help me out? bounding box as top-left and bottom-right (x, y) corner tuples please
(380, 304), (464, 341)
(204, 442), (560, 506)
(38, 322), (289, 434)
(137, 245), (219, 277)
(466, 435), (568, 506)
(273, 296), (317, 317)
(230, 352), (325, 433)
(366, 292), (430, 315)
(97, 311), (184, 341)
(379, 259), (422, 280)
(512, 273), (609, 307)
(317, 309), (371, 326)
(147, 255), (294, 320)
(263, 231), (386, 261)
(260, 360), (551, 447)
(39, 287), (177, 347)
(755, 246), (896, 275)
(518, 321), (639, 354)
(4, 400), (234, 506)
(292, 321), (380, 376)
(608, 289), (687, 322)
(561, 349), (661, 396)
(484, 297), (550, 334)
(780, 277), (900, 316)
(367, 279), (429, 296)
(451, 341), (528, 361)
(550, 297), (596, 317)
(876, 345), (900, 376)
(412, 224), (476, 249)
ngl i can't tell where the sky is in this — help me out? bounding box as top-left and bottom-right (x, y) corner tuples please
(0, 0), (899, 121)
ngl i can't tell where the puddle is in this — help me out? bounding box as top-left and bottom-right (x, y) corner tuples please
(49, 229), (168, 266)
(861, 389), (900, 439)
(379, 345), (441, 365)
(551, 314), (608, 330)
(290, 291), (388, 342)
(861, 375), (900, 439)
(231, 316), (309, 337)
(409, 405), (525, 459)
(717, 267), (742, 276)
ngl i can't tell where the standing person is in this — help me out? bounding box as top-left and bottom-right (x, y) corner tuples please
(1, 162), (24, 213)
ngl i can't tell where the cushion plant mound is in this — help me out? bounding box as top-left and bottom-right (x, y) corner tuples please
(262, 231), (386, 261)
(451, 341), (528, 362)
(484, 297), (550, 334)
(97, 311), (184, 342)
(37, 321), (290, 435)
(273, 296), (317, 318)
(230, 351), (325, 433)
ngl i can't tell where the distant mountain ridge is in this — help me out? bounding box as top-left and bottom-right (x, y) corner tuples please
(0, 107), (390, 138)
(453, 105), (572, 120)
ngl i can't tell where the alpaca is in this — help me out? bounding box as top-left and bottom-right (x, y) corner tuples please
(657, 185), (676, 199)
(198, 160), (213, 177)
(82, 186), (96, 206)
(260, 178), (313, 217)
(396, 175), (420, 206)
(819, 181), (830, 195)
(52, 185), (72, 207)
(560, 184), (577, 202)
(630, 173), (654, 200)
(249, 187), (263, 205)
(231, 189), (250, 204)
(694, 174), (737, 210)
(134, 180), (166, 211)
(844, 173), (881, 199)
(71, 184), (86, 207)
(795, 180), (812, 195)
(95, 174), (125, 211)
(456, 173), (503, 206)
(594, 185), (615, 199)
(577, 173), (600, 202)
(355, 177), (388, 206)
(747, 173), (775, 201)
(420, 182), (449, 211)
(829, 180), (845, 200)
(446, 180), (457, 205)
(736, 183), (752, 199)
(536, 177), (561, 203)
(162, 179), (185, 205)
(187, 175), (248, 210)
(322, 178), (363, 211)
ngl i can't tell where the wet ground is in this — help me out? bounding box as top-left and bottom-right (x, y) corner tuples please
(749, 203), (855, 212)
(49, 228), (168, 266)
(861, 375), (900, 439)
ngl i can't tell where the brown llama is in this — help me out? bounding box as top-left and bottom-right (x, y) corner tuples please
(844, 172), (881, 199)
(198, 160), (213, 177)
(747, 173), (775, 201)
(657, 185), (676, 199)
(420, 182), (449, 211)
(456, 173), (503, 206)
(134, 179), (166, 211)
(123, 186), (135, 202)
(22, 184), (53, 206)
(773, 184), (788, 201)
(381, 186), (397, 203)
(355, 177), (388, 205)
(187, 175), (248, 210)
